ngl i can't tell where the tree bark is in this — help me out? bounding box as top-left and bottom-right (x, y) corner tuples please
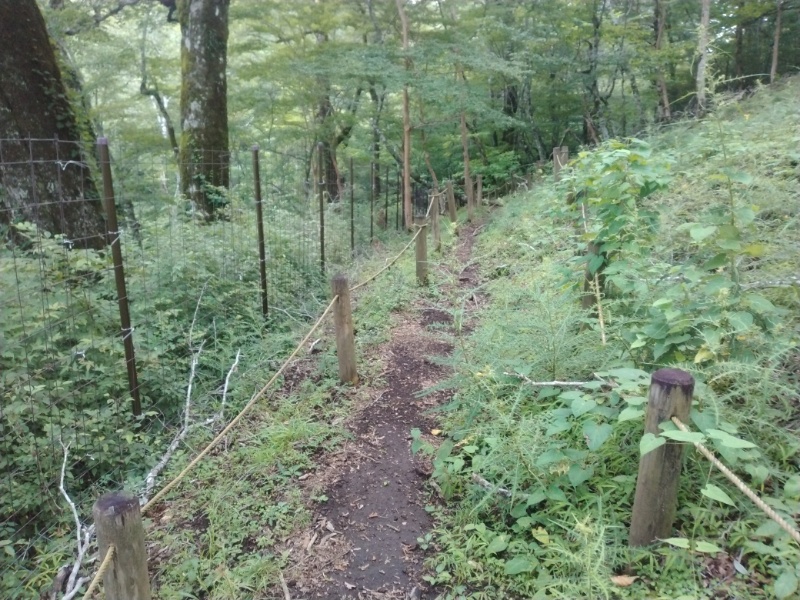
(696, 0), (712, 114)
(770, 1), (783, 83)
(0, 0), (105, 248)
(654, 0), (672, 121)
(177, 0), (230, 218)
(396, 0), (412, 230)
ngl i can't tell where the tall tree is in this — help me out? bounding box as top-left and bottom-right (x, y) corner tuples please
(0, 0), (105, 248)
(770, 0), (784, 82)
(177, 0), (230, 217)
(696, 0), (712, 113)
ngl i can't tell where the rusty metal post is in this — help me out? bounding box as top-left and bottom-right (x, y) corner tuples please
(97, 137), (141, 417)
(349, 157), (355, 255)
(370, 162), (375, 243)
(252, 145), (268, 319)
(318, 142), (325, 274)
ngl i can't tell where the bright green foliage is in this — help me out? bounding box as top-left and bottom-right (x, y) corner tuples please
(417, 79), (800, 598)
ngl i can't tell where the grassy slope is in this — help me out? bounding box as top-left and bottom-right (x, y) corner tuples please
(418, 80), (800, 599)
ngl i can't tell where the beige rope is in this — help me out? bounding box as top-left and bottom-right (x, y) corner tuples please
(81, 544), (115, 600)
(142, 297), (338, 513)
(672, 416), (800, 545)
(350, 226), (424, 292)
(350, 194), (437, 293)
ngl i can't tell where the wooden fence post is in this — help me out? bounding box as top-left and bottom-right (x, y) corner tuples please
(415, 223), (428, 285)
(431, 191), (441, 252)
(553, 146), (569, 182)
(252, 145), (269, 319)
(331, 275), (358, 384)
(446, 180), (457, 223)
(629, 368), (694, 546)
(97, 137), (141, 417)
(93, 492), (152, 600)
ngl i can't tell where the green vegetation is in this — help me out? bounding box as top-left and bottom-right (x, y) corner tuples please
(413, 80), (800, 599)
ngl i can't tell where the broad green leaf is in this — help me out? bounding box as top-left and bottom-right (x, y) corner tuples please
(702, 253), (728, 270)
(694, 541), (722, 554)
(487, 534), (509, 554)
(662, 537), (690, 549)
(689, 225), (716, 242)
(504, 556), (535, 575)
(640, 433), (665, 456)
(727, 311), (754, 331)
(660, 430), (705, 444)
(701, 484), (735, 506)
(571, 397), (596, 418)
(784, 475), (800, 499)
(618, 407), (644, 422)
(583, 422), (613, 450)
(744, 293), (776, 314)
(775, 570), (798, 600)
(707, 429), (757, 449)
(567, 464), (593, 486)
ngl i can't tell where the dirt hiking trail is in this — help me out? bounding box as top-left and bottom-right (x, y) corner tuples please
(282, 223), (483, 600)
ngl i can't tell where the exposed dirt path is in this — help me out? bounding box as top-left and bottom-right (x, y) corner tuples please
(283, 223), (482, 600)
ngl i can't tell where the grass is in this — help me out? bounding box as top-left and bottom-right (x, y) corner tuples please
(414, 78), (800, 599)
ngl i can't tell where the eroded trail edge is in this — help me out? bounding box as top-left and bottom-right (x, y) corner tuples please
(285, 224), (482, 600)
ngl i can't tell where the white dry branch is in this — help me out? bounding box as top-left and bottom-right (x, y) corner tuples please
(57, 442), (93, 600)
(217, 349), (241, 424)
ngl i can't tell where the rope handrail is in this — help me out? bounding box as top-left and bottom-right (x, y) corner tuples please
(80, 544), (115, 600)
(141, 296), (338, 514)
(672, 416), (800, 545)
(350, 194), (436, 293)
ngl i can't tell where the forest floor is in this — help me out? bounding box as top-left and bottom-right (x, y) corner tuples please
(281, 221), (484, 600)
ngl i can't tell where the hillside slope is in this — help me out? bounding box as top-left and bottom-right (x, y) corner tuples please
(418, 79), (800, 599)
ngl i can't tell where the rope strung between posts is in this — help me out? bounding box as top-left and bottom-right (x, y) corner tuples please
(672, 416), (800, 545)
(350, 194), (436, 293)
(142, 296), (338, 514)
(80, 544), (115, 600)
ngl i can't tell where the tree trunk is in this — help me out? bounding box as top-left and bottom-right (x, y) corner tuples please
(770, 1), (783, 83)
(396, 0), (412, 230)
(654, 0), (672, 121)
(696, 0), (712, 114)
(177, 0), (230, 218)
(0, 0), (105, 248)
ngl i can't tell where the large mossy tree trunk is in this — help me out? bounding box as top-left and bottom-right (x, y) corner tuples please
(178, 0), (230, 218)
(0, 0), (105, 248)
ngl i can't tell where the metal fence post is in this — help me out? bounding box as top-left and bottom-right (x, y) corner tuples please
(252, 145), (268, 319)
(97, 137), (141, 417)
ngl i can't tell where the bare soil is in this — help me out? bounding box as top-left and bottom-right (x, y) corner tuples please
(283, 223), (483, 600)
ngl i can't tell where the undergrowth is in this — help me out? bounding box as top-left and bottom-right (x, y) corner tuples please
(415, 79), (800, 599)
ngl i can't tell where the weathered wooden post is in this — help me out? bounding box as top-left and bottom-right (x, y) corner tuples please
(446, 180), (457, 223)
(629, 368), (694, 546)
(553, 146), (569, 182)
(476, 174), (483, 206)
(97, 137), (141, 417)
(431, 191), (441, 252)
(349, 157), (355, 255)
(93, 492), (152, 600)
(330, 274), (357, 384)
(252, 145), (269, 319)
(415, 223), (428, 286)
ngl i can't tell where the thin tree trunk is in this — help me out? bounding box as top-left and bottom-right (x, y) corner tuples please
(770, 1), (783, 83)
(460, 109), (473, 213)
(396, 0), (412, 229)
(178, 0), (230, 218)
(654, 0), (672, 121)
(696, 0), (712, 114)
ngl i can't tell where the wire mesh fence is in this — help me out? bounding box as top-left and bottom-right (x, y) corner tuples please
(0, 136), (407, 598)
